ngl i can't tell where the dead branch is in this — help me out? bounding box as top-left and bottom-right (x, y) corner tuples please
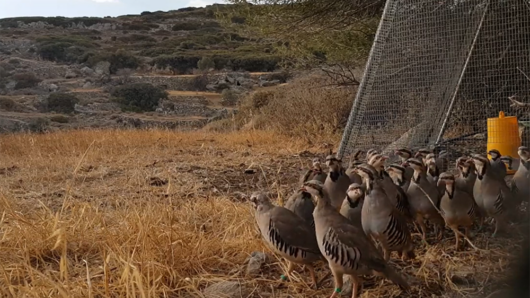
(508, 95), (530, 109)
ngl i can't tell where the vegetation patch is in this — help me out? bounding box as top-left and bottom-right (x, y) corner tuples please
(111, 83), (168, 112)
(0, 16), (113, 28)
(36, 35), (99, 63)
(13, 73), (41, 90)
(46, 93), (79, 114)
(86, 50), (141, 74)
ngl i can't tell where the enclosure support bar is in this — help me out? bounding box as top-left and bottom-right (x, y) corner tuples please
(337, 0), (398, 159)
(435, 0), (491, 145)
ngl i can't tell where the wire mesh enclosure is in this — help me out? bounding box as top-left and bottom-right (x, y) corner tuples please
(338, 0), (530, 161)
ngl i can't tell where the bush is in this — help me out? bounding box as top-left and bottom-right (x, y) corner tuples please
(0, 66), (10, 79)
(152, 55), (201, 74)
(267, 70), (292, 83)
(13, 73), (41, 90)
(221, 89), (241, 107)
(0, 97), (17, 110)
(87, 50), (141, 74)
(111, 83), (168, 112)
(188, 74), (209, 91)
(36, 36), (98, 62)
(49, 115), (70, 123)
(231, 76), (353, 142)
(118, 34), (156, 43)
(28, 118), (49, 133)
(47, 93), (79, 113)
(249, 90), (274, 109)
(122, 21), (159, 31)
(0, 17), (112, 29)
(197, 56), (215, 71)
(172, 21), (220, 31)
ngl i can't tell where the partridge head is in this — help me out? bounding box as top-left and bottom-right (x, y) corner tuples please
(386, 164), (407, 187)
(346, 183), (365, 208)
(471, 154), (489, 180)
(488, 149), (501, 161)
(518, 146), (529, 161)
(395, 148), (413, 161)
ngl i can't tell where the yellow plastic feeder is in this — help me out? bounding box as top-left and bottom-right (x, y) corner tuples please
(487, 111), (520, 175)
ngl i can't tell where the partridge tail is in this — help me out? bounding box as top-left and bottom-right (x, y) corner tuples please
(381, 266), (410, 291)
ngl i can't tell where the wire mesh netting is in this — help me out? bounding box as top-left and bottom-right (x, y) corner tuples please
(338, 0), (530, 161)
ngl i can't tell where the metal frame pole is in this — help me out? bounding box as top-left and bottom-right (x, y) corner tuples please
(337, 0), (399, 159)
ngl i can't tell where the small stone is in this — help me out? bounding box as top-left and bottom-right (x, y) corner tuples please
(203, 281), (249, 298)
(246, 251), (267, 276)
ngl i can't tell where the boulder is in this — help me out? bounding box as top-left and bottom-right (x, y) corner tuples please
(94, 61), (111, 76)
(65, 70), (78, 79)
(246, 251), (267, 276)
(203, 281), (249, 298)
(48, 84), (58, 92)
(81, 67), (95, 77)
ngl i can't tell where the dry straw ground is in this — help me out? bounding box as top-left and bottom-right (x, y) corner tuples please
(0, 129), (526, 297)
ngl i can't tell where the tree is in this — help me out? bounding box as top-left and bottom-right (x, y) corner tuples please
(197, 56), (215, 72)
(13, 73), (41, 89)
(46, 93), (79, 113)
(216, 0), (383, 82)
(111, 83), (168, 112)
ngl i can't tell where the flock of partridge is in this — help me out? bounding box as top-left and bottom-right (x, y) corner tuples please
(249, 146), (530, 298)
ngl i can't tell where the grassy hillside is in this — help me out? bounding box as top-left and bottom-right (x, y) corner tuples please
(0, 5), (280, 74)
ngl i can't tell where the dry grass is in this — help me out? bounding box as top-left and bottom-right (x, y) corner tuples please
(0, 129), (526, 297)
(207, 75), (354, 145)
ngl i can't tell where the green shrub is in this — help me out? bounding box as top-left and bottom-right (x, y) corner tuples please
(188, 74), (210, 91)
(172, 22), (207, 31)
(179, 41), (203, 50)
(49, 115), (70, 123)
(0, 17), (112, 28)
(36, 36), (98, 62)
(197, 56), (215, 71)
(221, 89), (241, 107)
(0, 97), (17, 110)
(47, 93), (79, 113)
(118, 34), (156, 43)
(28, 118), (49, 133)
(122, 21), (159, 31)
(111, 83), (168, 112)
(87, 50), (141, 74)
(0, 66), (9, 79)
(13, 73), (41, 90)
(152, 55), (201, 74)
(249, 90), (274, 109)
(267, 70), (292, 83)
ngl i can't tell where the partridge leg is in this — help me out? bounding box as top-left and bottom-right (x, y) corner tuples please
(451, 227), (460, 250)
(477, 216), (485, 232)
(436, 223), (444, 241)
(329, 269), (344, 298)
(492, 218), (506, 238)
(350, 275), (362, 298)
(280, 260), (295, 282)
(306, 264), (318, 289)
(383, 247), (391, 262)
(415, 216), (427, 243)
